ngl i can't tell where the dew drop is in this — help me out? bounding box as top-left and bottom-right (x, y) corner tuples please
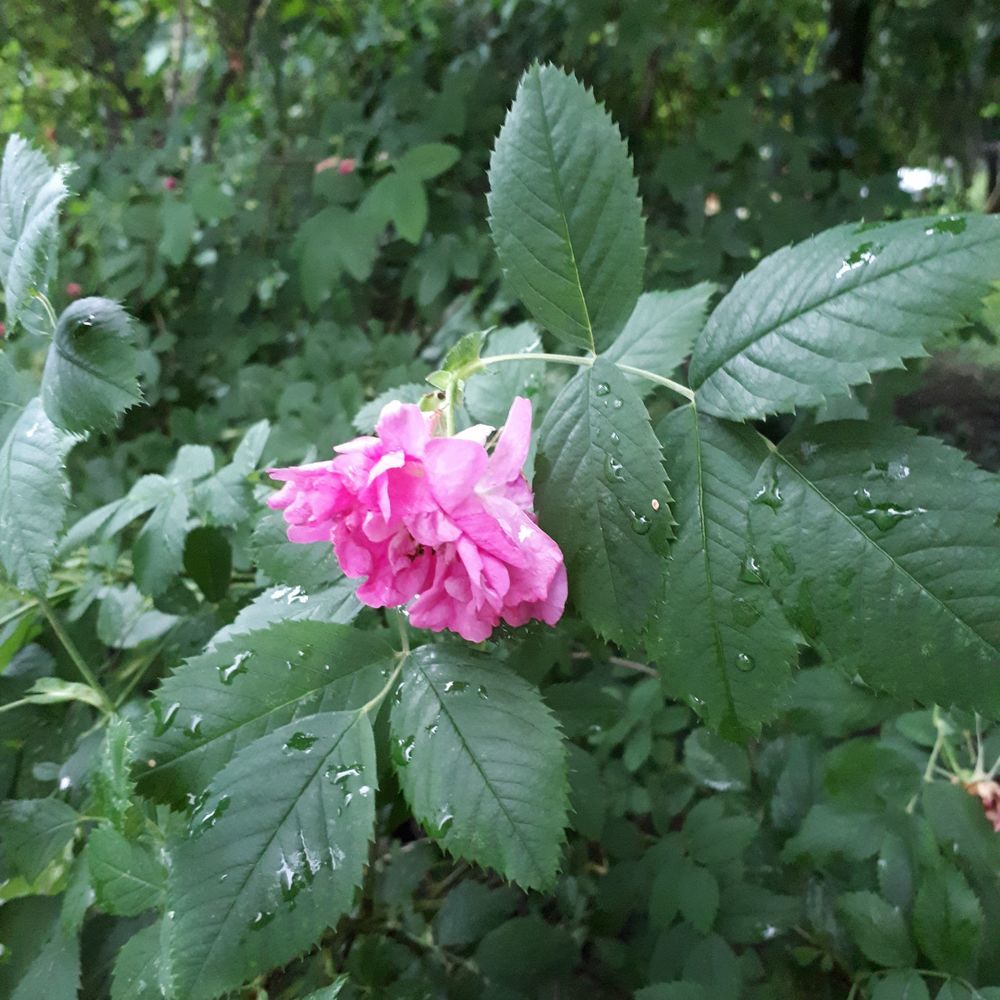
(603, 455), (626, 484)
(612, 398), (623, 410)
(284, 731), (319, 753)
(392, 735), (416, 767)
(249, 910), (274, 931)
(735, 652), (756, 673)
(477, 685), (489, 700)
(152, 700), (180, 736)
(595, 382), (611, 397)
(630, 512), (651, 535)
(739, 553), (766, 585)
(443, 680), (469, 694)
(924, 216), (966, 236)
(835, 241), (881, 279)
(219, 650), (252, 684)
(609, 431), (620, 445)
(771, 542), (796, 574)
(752, 477), (783, 510)
(732, 598), (762, 627)
(185, 715), (204, 739)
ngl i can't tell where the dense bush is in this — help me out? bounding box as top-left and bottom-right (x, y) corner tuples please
(1, 4), (999, 999)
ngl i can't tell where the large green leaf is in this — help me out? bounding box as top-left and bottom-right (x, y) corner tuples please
(390, 644), (568, 890)
(110, 923), (166, 1000)
(464, 323), (542, 425)
(86, 826), (166, 917)
(535, 358), (671, 646)
(0, 135), (69, 334)
(648, 407), (798, 736)
(690, 215), (1000, 420)
(914, 865), (982, 977)
(41, 298), (142, 434)
(166, 711), (376, 1000)
(487, 63), (645, 352)
(132, 483), (189, 597)
(136, 621), (393, 804)
(0, 798), (78, 882)
(0, 398), (76, 593)
(603, 284), (717, 394)
(837, 890), (916, 968)
(251, 508), (345, 591)
(748, 422), (1000, 713)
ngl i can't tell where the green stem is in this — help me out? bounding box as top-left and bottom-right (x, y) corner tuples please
(38, 595), (114, 715)
(463, 352), (695, 402)
(0, 586), (76, 631)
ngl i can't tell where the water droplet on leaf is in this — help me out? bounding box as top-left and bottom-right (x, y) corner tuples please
(595, 382), (611, 397)
(219, 650), (252, 684)
(735, 652), (756, 673)
(284, 731), (318, 753)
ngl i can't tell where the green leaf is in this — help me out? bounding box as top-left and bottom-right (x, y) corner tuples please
(913, 865), (982, 976)
(352, 383), (429, 434)
(97, 584), (178, 649)
(390, 644), (568, 890)
(297, 206), (379, 311)
(195, 419), (270, 526)
(0, 798), (78, 882)
(648, 406), (797, 736)
(475, 915), (577, 991)
(837, 890), (916, 967)
(871, 971), (931, 1000)
(251, 508), (344, 591)
(636, 983), (710, 1000)
(362, 173), (428, 244)
(677, 860), (720, 934)
(133, 484), (189, 597)
(464, 323), (542, 425)
(160, 199), (196, 266)
(0, 351), (34, 442)
(166, 711), (376, 1000)
(603, 284), (717, 394)
(690, 215), (1000, 420)
(136, 621), (394, 804)
(20, 678), (106, 710)
(0, 135), (69, 333)
(683, 729), (751, 793)
(110, 922), (166, 1000)
(782, 805), (884, 863)
(396, 143), (460, 181)
(748, 422), (1000, 713)
(41, 297), (141, 434)
(487, 63), (645, 351)
(535, 359), (671, 647)
(183, 525), (232, 602)
(91, 715), (137, 831)
(209, 579), (361, 646)
(0, 398), (76, 593)
(10, 918), (79, 1000)
(433, 881), (520, 948)
(86, 826), (166, 916)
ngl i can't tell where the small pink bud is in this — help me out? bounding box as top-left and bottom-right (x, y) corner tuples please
(338, 158), (357, 175)
(65, 282), (82, 298)
(163, 176), (178, 192)
(0, 322), (5, 338)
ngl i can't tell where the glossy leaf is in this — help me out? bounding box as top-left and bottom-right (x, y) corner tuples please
(390, 644), (568, 890)
(914, 865), (982, 977)
(166, 711), (376, 1000)
(749, 422), (1000, 713)
(0, 399), (76, 593)
(837, 890), (916, 967)
(41, 298), (141, 434)
(0, 798), (78, 882)
(0, 134), (68, 334)
(136, 621), (393, 804)
(603, 284), (717, 394)
(690, 215), (1000, 420)
(535, 359), (671, 647)
(487, 63), (644, 351)
(86, 826), (166, 916)
(649, 406), (798, 736)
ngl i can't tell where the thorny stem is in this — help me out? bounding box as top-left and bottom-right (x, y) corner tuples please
(356, 611), (411, 717)
(463, 352), (695, 402)
(38, 594), (115, 715)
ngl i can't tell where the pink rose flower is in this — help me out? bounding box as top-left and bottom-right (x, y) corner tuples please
(267, 397), (567, 642)
(65, 282), (82, 298)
